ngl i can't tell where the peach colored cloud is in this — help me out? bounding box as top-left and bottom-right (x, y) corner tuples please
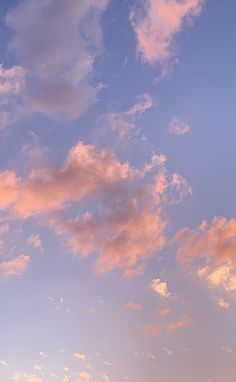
(0, 142), (133, 218)
(0, 142), (190, 278)
(0, 255), (30, 277)
(144, 324), (162, 337)
(167, 314), (192, 330)
(176, 217), (236, 266)
(150, 278), (171, 298)
(124, 302), (142, 311)
(176, 217), (236, 294)
(157, 307), (172, 317)
(130, 0), (204, 64)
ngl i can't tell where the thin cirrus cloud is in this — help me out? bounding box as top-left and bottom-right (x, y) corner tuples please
(130, 0), (204, 64)
(0, 141), (190, 278)
(6, 0), (108, 122)
(176, 217), (236, 295)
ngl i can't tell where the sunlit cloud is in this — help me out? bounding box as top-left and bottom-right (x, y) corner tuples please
(130, 0), (204, 64)
(167, 314), (192, 330)
(150, 278), (172, 298)
(0, 255), (30, 277)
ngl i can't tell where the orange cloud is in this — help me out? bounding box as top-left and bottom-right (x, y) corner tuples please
(0, 141), (190, 278)
(167, 314), (192, 331)
(157, 308), (172, 316)
(144, 324), (162, 337)
(176, 217), (236, 266)
(176, 217), (236, 294)
(0, 255), (30, 277)
(124, 302), (142, 311)
(130, 0), (204, 64)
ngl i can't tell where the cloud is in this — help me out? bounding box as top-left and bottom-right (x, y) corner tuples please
(124, 302), (141, 311)
(168, 117), (190, 135)
(217, 298), (230, 309)
(0, 255), (30, 277)
(0, 359), (8, 367)
(95, 93), (153, 143)
(0, 142), (190, 278)
(157, 308), (172, 316)
(10, 373), (43, 382)
(176, 217), (236, 294)
(0, 64), (25, 129)
(6, 0), (108, 122)
(176, 217), (236, 266)
(144, 324), (162, 337)
(0, 65), (25, 95)
(73, 353), (89, 362)
(78, 371), (92, 382)
(26, 234), (42, 248)
(150, 278), (171, 298)
(167, 314), (192, 330)
(130, 0), (204, 64)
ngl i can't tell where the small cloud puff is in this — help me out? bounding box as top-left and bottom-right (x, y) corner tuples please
(150, 278), (171, 298)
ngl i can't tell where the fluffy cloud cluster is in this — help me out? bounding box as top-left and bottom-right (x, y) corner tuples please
(176, 217), (236, 294)
(6, 0), (108, 121)
(130, 0), (204, 64)
(0, 141), (190, 278)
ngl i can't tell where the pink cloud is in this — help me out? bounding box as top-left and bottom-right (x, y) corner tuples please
(124, 302), (142, 311)
(0, 141), (190, 278)
(0, 255), (30, 277)
(176, 217), (236, 266)
(167, 314), (192, 330)
(176, 217), (236, 294)
(130, 0), (204, 64)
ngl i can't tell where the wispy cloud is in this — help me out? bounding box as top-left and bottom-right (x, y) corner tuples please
(0, 255), (30, 277)
(168, 117), (190, 135)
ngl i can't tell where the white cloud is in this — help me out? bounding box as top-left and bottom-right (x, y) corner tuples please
(150, 278), (171, 298)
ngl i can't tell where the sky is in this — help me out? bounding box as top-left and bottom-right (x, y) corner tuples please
(0, 1), (236, 381)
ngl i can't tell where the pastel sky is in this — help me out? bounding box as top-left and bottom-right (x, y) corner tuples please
(0, 1), (236, 381)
